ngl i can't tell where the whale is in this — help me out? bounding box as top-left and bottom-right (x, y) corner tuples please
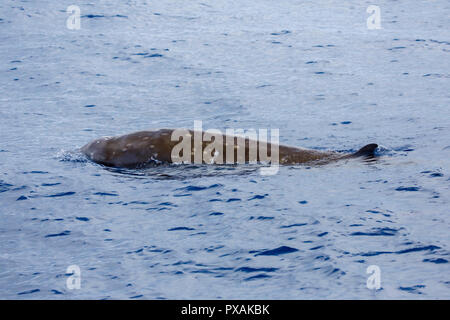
(80, 129), (378, 168)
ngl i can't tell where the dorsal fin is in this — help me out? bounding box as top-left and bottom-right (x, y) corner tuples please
(352, 143), (378, 158)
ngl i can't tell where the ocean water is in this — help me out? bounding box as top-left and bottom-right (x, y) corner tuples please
(0, 0), (449, 299)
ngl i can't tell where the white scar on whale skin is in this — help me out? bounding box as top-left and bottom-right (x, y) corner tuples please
(81, 128), (378, 171)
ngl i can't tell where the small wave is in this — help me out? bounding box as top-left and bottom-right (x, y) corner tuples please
(0, 180), (13, 193)
(350, 227), (400, 236)
(374, 145), (400, 157)
(175, 183), (222, 192)
(168, 227), (195, 231)
(17, 289), (40, 296)
(56, 150), (88, 164)
(360, 245), (440, 257)
(254, 246), (299, 256)
(45, 191), (76, 198)
(81, 14), (128, 19)
(45, 230), (71, 238)
(395, 186), (421, 192)
(235, 267), (278, 273)
(398, 285), (425, 294)
(244, 274), (272, 281)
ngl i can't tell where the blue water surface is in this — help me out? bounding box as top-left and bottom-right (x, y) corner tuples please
(0, 0), (449, 299)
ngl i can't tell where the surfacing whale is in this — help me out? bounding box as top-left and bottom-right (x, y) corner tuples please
(80, 129), (378, 168)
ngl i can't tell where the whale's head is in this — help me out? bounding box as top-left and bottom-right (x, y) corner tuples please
(80, 136), (113, 165)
